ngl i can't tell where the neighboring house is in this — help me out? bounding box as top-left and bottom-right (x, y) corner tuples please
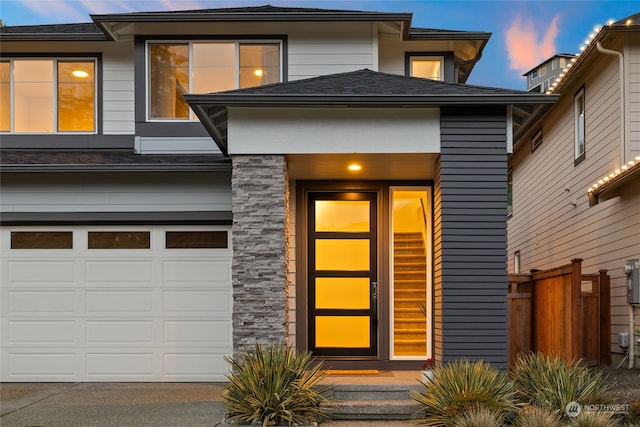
(0, 5), (555, 382)
(508, 13), (640, 364)
(523, 53), (575, 93)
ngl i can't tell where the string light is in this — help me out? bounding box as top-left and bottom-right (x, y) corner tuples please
(587, 158), (640, 193)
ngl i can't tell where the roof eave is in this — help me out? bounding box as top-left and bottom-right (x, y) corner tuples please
(0, 33), (110, 41)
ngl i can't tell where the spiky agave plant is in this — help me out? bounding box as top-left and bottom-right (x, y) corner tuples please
(510, 353), (610, 421)
(223, 342), (332, 426)
(411, 359), (516, 426)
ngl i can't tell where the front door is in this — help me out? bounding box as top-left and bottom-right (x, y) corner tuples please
(308, 191), (377, 357)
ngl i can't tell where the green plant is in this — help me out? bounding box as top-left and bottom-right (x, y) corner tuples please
(514, 405), (560, 427)
(510, 353), (611, 420)
(451, 407), (503, 427)
(626, 401), (640, 425)
(569, 410), (616, 427)
(223, 342), (332, 426)
(411, 359), (516, 426)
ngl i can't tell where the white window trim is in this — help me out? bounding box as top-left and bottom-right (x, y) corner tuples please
(145, 39), (283, 122)
(409, 55), (444, 81)
(1, 57), (98, 135)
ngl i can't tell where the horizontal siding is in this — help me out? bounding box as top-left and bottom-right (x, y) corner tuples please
(287, 22), (375, 80)
(436, 107), (508, 369)
(0, 172), (231, 213)
(508, 36), (640, 357)
(628, 33), (640, 155)
(102, 43), (135, 134)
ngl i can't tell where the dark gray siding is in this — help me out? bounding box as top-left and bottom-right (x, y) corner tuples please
(435, 106), (508, 369)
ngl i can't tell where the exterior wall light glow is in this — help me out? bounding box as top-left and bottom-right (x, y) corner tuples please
(348, 164), (362, 172)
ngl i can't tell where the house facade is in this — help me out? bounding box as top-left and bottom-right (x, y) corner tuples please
(508, 13), (640, 365)
(0, 5), (554, 381)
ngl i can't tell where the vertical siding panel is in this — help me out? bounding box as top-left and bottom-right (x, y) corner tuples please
(437, 107), (508, 368)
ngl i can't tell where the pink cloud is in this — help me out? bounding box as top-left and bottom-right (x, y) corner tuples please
(506, 14), (560, 74)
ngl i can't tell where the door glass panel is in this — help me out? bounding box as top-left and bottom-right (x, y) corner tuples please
(316, 316), (370, 347)
(392, 189), (429, 357)
(315, 200), (369, 232)
(11, 232), (73, 249)
(316, 278), (370, 309)
(316, 239), (369, 271)
(88, 232), (150, 249)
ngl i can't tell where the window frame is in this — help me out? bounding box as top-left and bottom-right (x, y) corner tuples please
(574, 86), (586, 165)
(145, 39), (283, 122)
(0, 55), (99, 134)
(531, 127), (543, 152)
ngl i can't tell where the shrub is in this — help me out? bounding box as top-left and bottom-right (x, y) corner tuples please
(626, 401), (640, 425)
(451, 407), (503, 427)
(569, 410), (616, 427)
(514, 405), (560, 427)
(223, 342), (332, 426)
(411, 359), (516, 426)
(511, 353), (610, 420)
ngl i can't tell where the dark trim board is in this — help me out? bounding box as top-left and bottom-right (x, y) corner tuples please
(0, 135), (134, 150)
(0, 211), (233, 226)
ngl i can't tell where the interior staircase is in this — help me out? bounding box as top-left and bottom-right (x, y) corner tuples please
(393, 232), (427, 356)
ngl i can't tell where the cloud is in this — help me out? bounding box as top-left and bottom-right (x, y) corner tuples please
(505, 14), (560, 74)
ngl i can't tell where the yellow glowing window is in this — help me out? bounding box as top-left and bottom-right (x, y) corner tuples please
(316, 316), (370, 348)
(410, 56), (443, 81)
(3, 58), (96, 133)
(316, 239), (369, 271)
(316, 278), (370, 309)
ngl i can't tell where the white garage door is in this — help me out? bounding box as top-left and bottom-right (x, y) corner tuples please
(0, 226), (232, 382)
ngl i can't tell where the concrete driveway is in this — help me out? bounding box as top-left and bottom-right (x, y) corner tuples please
(1, 382), (227, 427)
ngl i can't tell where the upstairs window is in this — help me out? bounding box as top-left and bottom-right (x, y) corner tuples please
(148, 41), (281, 120)
(574, 87), (586, 164)
(409, 56), (443, 81)
(0, 58), (96, 133)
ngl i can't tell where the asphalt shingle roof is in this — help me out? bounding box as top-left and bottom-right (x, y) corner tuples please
(0, 23), (108, 40)
(0, 151), (230, 171)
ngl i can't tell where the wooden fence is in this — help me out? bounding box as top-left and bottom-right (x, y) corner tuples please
(508, 259), (610, 367)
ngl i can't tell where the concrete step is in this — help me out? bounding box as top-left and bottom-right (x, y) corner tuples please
(324, 399), (422, 420)
(330, 384), (421, 401)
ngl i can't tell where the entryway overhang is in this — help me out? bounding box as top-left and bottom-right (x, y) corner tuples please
(184, 69), (558, 157)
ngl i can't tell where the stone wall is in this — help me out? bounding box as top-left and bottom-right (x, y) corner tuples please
(231, 155), (290, 351)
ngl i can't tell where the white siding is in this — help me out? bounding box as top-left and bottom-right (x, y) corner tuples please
(0, 173), (231, 213)
(508, 38), (640, 357)
(228, 107), (441, 154)
(378, 39), (452, 75)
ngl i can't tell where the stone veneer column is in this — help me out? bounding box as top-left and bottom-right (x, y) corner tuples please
(231, 155), (289, 351)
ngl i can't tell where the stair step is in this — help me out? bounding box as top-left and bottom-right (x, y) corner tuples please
(331, 384), (421, 401)
(323, 400), (422, 420)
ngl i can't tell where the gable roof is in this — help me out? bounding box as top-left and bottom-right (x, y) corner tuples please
(184, 69), (557, 156)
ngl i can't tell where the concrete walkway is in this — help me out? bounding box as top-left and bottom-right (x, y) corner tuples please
(1, 380), (419, 427)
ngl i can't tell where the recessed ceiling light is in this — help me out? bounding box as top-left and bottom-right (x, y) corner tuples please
(254, 69), (264, 77)
(72, 70), (89, 78)
(348, 164), (362, 172)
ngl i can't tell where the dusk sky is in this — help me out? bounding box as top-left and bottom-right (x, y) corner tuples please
(0, 0), (638, 90)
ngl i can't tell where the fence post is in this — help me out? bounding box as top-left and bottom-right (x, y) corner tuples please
(599, 269), (611, 365)
(569, 259), (583, 362)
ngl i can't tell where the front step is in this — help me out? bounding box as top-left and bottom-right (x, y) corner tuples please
(323, 384), (423, 420)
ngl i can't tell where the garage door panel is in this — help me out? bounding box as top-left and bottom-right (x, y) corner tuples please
(163, 353), (228, 378)
(163, 320), (231, 345)
(86, 353), (154, 377)
(8, 320), (76, 343)
(6, 352), (79, 377)
(86, 320), (154, 344)
(86, 261), (153, 284)
(8, 261), (75, 283)
(86, 290), (154, 313)
(163, 290), (231, 314)
(163, 260), (230, 284)
(8, 291), (76, 313)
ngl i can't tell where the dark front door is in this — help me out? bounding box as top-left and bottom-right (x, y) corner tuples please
(308, 191), (377, 357)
